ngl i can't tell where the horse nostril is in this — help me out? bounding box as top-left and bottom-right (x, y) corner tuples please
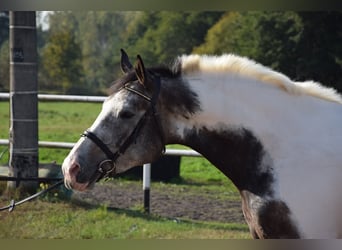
(69, 162), (81, 178)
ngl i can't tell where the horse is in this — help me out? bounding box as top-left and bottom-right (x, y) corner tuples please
(62, 49), (342, 239)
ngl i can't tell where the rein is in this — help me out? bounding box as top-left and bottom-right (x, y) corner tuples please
(81, 78), (165, 182)
(0, 179), (64, 212)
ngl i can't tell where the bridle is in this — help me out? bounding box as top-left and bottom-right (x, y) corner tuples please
(81, 76), (165, 183)
(1, 76), (165, 212)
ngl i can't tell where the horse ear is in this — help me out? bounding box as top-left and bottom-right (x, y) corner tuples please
(134, 55), (147, 87)
(120, 49), (133, 73)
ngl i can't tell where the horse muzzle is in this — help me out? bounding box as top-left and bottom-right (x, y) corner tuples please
(62, 161), (89, 191)
(62, 156), (117, 191)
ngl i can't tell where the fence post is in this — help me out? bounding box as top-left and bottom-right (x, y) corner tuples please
(7, 11), (38, 194)
(143, 163), (151, 213)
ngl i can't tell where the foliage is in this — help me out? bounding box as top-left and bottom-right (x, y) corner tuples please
(41, 11), (132, 94)
(194, 11), (303, 73)
(193, 12), (259, 58)
(71, 11), (129, 92)
(124, 11), (224, 65)
(36, 11), (223, 94)
(253, 11), (303, 78)
(295, 12), (342, 92)
(40, 27), (85, 94)
(1, 11), (340, 94)
(195, 11), (342, 92)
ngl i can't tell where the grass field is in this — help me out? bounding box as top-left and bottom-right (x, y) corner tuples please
(0, 199), (249, 239)
(0, 101), (249, 239)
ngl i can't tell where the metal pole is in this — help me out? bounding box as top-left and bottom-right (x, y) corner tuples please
(143, 163), (151, 213)
(8, 11), (38, 193)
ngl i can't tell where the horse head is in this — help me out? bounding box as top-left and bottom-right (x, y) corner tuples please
(62, 50), (165, 191)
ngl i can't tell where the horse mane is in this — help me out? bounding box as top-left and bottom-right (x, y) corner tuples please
(179, 54), (342, 104)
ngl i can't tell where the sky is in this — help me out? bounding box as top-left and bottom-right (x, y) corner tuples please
(37, 11), (53, 30)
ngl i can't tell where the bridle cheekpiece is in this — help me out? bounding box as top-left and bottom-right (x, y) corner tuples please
(81, 76), (165, 183)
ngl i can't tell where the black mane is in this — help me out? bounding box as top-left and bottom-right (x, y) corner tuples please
(148, 59), (182, 79)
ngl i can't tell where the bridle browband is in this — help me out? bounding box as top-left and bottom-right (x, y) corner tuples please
(81, 76), (165, 183)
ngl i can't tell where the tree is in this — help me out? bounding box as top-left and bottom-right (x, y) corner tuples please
(40, 28), (84, 94)
(45, 11), (130, 93)
(193, 12), (260, 58)
(295, 11), (342, 92)
(74, 11), (128, 92)
(124, 11), (224, 65)
(39, 11), (223, 93)
(37, 11), (342, 94)
(194, 11), (342, 92)
(254, 11), (302, 78)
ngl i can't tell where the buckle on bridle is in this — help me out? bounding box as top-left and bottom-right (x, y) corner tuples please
(98, 159), (116, 178)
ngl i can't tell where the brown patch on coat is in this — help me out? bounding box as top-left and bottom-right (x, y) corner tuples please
(240, 190), (301, 239)
(258, 200), (301, 238)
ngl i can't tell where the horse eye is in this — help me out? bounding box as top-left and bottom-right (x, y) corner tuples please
(119, 110), (135, 119)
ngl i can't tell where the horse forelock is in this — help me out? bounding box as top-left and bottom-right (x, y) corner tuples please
(179, 54), (342, 104)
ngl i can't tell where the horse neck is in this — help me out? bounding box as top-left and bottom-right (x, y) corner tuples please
(161, 71), (341, 188)
(164, 72), (288, 144)
(163, 73), (282, 194)
(161, 72), (329, 190)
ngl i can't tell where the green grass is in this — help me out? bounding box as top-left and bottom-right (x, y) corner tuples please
(0, 100), (246, 239)
(0, 200), (249, 239)
(38, 102), (102, 162)
(0, 101), (10, 165)
(0, 101), (101, 164)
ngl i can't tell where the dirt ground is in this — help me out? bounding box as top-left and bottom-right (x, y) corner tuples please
(2, 163), (246, 224)
(71, 180), (246, 224)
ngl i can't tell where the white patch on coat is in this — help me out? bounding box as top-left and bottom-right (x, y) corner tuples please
(171, 54), (342, 238)
(89, 90), (129, 144)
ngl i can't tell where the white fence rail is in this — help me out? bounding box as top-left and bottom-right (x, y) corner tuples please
(0, 92), (106, 102)
(1, 92), (203, 213)
(0, 139), (201, 157)
(0, 92), (202, 157)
